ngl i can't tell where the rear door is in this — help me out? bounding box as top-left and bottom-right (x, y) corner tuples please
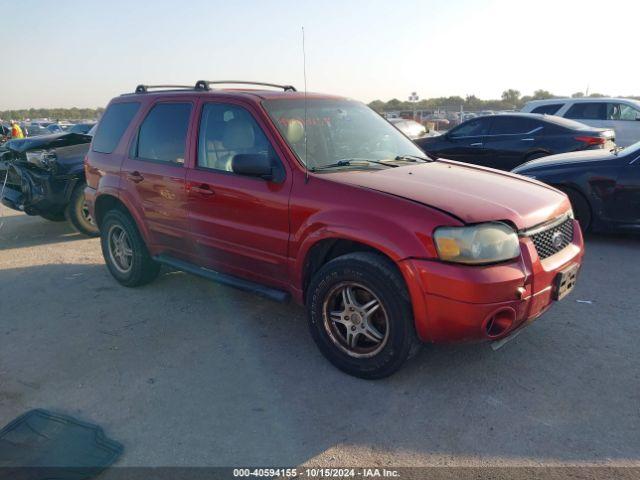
(438, 117), (492, 164)
(185, 100), (292, 288)
(483, 116), (544, 170)
(120, 100), (195, 258)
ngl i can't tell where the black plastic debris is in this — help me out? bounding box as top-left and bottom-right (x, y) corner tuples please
(0, 409), (123, 480)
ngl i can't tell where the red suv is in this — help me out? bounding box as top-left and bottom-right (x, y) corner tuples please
(85, 81), (584, 378)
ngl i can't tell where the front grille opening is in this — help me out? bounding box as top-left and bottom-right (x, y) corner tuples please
(530, 218), (574, 260)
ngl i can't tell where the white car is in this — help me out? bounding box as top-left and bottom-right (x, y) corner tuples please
(388, 118), (428, 140)
(521, 97), (640, 147)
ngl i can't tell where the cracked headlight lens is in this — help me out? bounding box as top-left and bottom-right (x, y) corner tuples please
(25, 150), (57, 170)
(434, 223), (521, 264)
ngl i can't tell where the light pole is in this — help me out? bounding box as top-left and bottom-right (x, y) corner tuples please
(408, 92), (419, 120)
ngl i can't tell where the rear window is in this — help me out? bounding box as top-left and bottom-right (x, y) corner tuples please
(565, 102), (607, 120)
(135, 102), (192, 164)
(92, 102), (140, 154)
(542, 115), (592, 131)
(531, 104), (563, 115)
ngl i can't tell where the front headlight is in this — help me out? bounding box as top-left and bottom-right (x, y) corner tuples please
(25, 150), (56, 170)
(434, 222), (521, 265)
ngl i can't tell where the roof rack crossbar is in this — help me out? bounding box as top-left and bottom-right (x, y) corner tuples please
(135, 84), (195, 94)
(195, 80), (297, 92)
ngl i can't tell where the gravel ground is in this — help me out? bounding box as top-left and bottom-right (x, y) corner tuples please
(0, 208), (639, 469)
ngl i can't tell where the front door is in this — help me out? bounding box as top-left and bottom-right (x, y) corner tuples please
(120, 101), (194, 258)
(185, 101), (291, 288)
(439, 117), (492, 164)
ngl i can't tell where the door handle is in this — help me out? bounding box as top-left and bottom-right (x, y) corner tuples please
(190, 184), (215, 196)
(469, 142), (483, 147)
(127, 171), (144, 183)
(521, 138), (535, 142)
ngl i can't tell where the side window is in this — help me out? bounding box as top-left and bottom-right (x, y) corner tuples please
(198, 103), (276, 172)
(531, 104), (563, 115)
(92, 102), (140, 154)
(565, 102), (606, 120)
(608, 103), (640, 121)
(449, 118), (491, 138)
(489, 117), (541, 135)
(135, 103), (192, 164)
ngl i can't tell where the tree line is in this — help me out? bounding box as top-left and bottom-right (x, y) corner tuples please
(368, 89), (640, 113)
(0, 107), (105, 121)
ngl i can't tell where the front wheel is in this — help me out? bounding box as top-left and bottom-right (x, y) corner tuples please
(306, 252), (420, 379)
(100, 209), (160, 287)
(559, 187), (592, 232)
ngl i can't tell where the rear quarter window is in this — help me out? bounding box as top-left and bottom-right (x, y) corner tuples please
(92, 102), (140, 154)
(531, 104), (564, 115)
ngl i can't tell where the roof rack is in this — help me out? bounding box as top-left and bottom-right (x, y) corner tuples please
(194, 80), (297, 92)
(134, 84), (194, 94)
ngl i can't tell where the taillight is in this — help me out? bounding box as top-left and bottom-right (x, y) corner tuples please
(575, 135), (606, 146)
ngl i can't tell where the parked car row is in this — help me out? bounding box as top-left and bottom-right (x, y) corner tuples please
(5, 82), (636, 379)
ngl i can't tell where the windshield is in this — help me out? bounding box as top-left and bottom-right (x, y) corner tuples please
(262, 98), (426, 170)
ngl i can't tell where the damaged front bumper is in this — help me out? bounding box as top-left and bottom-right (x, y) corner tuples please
(1, 162), (81, 216)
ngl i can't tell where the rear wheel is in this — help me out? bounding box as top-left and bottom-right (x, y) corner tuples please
(306, 252), (420, 379)
(559, 187), (592, 232)
(100, 209), (160, 287)
(66, 183), (99, 237)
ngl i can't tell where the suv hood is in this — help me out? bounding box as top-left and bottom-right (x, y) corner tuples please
(322, 160), (569, 230)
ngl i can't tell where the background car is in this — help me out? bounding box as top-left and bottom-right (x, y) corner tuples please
(68, 122), (96, 134)
(0, 123), (10, 143)
(45, 123), (67, 134)
(388, 118), (428, 139)
(512, 142), (640, 233)
(0, 129), (98, 236)
(416, 113), (616, 171)
(522, 98), (640, 147)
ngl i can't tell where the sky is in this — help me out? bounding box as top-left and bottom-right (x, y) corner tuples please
(1, 0), (639, 110)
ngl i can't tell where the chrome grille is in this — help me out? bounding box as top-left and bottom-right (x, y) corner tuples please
(529, 217), (574, 260)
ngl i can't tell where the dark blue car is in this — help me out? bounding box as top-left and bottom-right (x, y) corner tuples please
(416, 113), (616, 171)
(513, 142), (640, 232)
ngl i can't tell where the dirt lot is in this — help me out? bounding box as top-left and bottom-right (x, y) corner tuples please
(0, 208), (639, 468)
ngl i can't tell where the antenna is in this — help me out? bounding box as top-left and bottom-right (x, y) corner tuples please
(302, 26), (310, 183)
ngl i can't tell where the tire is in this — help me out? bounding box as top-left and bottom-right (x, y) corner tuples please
(66, 182), (99, 237)
(40, 211), (66, 222)
(100, 209), (160, 287)
(559, 187), (592, 232)
(306, 252), (420, 379)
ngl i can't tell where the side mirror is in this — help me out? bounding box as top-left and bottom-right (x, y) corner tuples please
(232, 153), (275, 180)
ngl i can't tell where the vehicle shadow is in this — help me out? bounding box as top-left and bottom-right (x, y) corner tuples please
(0, 211), (86, 250)
(1, 252), (638, 467)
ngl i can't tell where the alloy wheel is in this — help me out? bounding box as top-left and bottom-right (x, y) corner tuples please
(322, 282), (390, 358)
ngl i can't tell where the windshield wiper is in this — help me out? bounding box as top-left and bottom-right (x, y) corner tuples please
(311, 158), (399, 171)
(394, 154), (433, 163)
